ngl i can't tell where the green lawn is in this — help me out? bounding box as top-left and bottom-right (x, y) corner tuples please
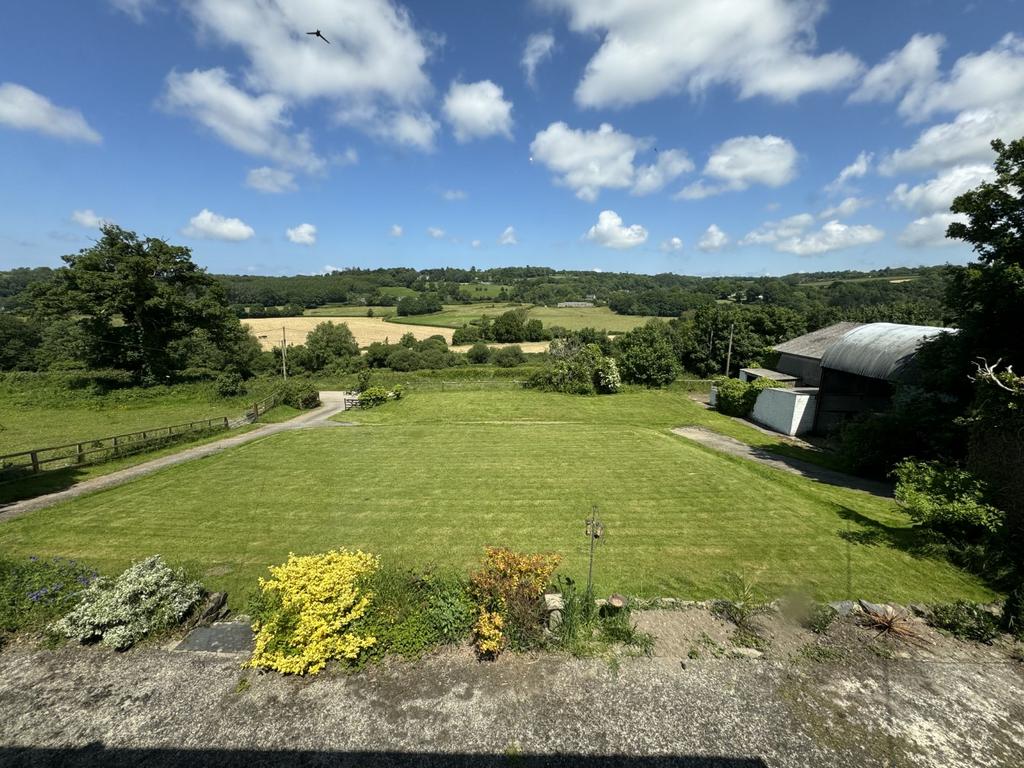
(390, 303), (661, 332)
(0, 377), (281, 454)
(304, 305), (398, 317)
(0, 389), (992, 607)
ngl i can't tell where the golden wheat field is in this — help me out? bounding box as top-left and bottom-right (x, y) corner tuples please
(242, 316), (455, 350)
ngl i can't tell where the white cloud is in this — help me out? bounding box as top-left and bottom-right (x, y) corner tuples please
(442, 189), (467, 201)
(899, 212), (968, 247)
(880, 107), (1023, 173)
(819, 196), (870, 219)
(740, 213), (882, 255)
(825, 151), (872, 193)
(442, 81), (513, 142)
(522, 32), (556, 87)
(286, 223), (317, 246)
(0, 82), (102, 143)
(660, 237), (683, 252)
(390, 224), (403, 237)
(856, 33), (1024, 122)
(849, 33), (944, 115)
(163, 68), (323, 172)
(866, 35), (1024, 173)
(499, 226), (518, 245)
(585, 210), (648, 249)
(888, 164), (995, 214)
(187, 0), (432, 106)
(427, 226), (445, 239)
(334, 147), (360, 166)
(530, 122), (689, 201)
(677, 135), (797, 199)
(774, 220), (884, 256)
(71, 209), (110, 228)
(741, 213), (815, 245)
(697, 224), (729, 252)
(108, 0), (157, 22)
(471, 239), (482, 248)
(547, 0), (861, 108)
(245, 167), (297, 194)
(183, 209), (254, 241)
(632, 150), (695, 196)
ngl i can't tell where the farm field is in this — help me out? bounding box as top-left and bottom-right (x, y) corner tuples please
(242, 316), (455, 350)
(0, 389), (992, 607)
(390, 303), (662, 332)
(304, 305), (397, 317)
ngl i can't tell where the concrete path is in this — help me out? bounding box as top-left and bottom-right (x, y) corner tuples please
(0, 392), (353, 523)
(1, 640), (1021, 768)
(671, 426), (892, 498)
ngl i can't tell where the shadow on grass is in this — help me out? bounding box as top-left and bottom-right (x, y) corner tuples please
(0, 747), (768, 768)
(835, 506), (944, 558)
(0, 466), (90, 507)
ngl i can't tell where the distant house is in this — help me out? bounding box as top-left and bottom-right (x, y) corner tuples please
(725, 322), (954, 437)
(557, 301), (594, 308)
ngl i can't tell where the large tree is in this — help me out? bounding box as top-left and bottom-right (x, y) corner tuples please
(32, 225), (257, 382)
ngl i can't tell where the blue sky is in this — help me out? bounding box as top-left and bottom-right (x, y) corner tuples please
(1, 0), (1022, 277)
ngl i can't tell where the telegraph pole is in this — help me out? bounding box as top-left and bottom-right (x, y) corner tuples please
(281, 326), (288, 381)
(724, 322), (735, 376)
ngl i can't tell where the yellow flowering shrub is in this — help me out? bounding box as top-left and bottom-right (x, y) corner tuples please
(247, 549), (379, 675)
(474, 610), (505, 657)
(470, 547), (561, 655)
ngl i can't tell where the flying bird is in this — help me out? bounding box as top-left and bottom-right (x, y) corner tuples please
(306, 29), (330, 44)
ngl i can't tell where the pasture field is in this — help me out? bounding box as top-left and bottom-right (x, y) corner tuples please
(304, 305), (398, 317)
(458, 282), (508, 298)
(0, 377), (282, 455)
(0, 388), (992, 607)
(390, 304), (661, 332)
(242, 316), (455, 350)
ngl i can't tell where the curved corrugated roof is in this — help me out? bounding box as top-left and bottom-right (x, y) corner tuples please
(820, 323), (956, 381)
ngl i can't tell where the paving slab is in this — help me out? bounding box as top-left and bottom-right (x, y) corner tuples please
(174, 622), (254, 655)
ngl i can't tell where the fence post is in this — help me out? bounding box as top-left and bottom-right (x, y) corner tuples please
(223, 416), (229, 429)
(76, 443), (84, 464)
(30, 451), (39, 474)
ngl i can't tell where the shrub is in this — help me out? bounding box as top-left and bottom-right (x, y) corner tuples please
(714, 377), (782, 417)
(453, 325), (482, 345)
(280, 381), (321, 409)
(467, 342), (491, 364)
(930, 601), (1000, 643)
(805, 603), (838, 635)
(50, 556), (202, 650)
(470, 547), (561, 655)
(474, 610), (504, 657)
(215, 371), (246, 398)
(614, 321), (679, 387)
(0, 556), (99, 641)
(247, 550), (379, 675)
(595, 356), (621, 394)
(356, 369), (372, 392)
(358, 386), (392, 408)
(711, 572), (772, 647)
(892, 459), (1004, 536)
(348, 566), (475, 666)
(528, 339), (619, 396)
(492, 345), (526, 368)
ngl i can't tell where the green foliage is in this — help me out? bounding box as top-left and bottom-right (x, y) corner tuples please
(350, 566), (475, 665)
(303, 321), (359, 371)
(364, 335), (462, 372)
(615, 320), (679, 387)
(30, 225), (257, 383)
(549, 576), (653, 658)
(49, 556), (202, 650)
(893, 459), (1004, 536)
(466, 341), (491, 363)
(529, 337), (620, 395)
(0, 556), (99, 641)
(714, 377), (781, 417)
(395, 293), (443, 316)
(357, 386), (392, 408)
(491, 308), (529, 343)
(805, 603), (838, 634)
(491, 345), (526, 368)
(215, 371), (246, 398)
(929, 601), (1000, 643)
(711, 572), (772, 646)
(280, 381), (321, 410)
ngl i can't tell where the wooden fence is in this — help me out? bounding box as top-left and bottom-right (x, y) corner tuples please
(0, 390), (281, 483)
